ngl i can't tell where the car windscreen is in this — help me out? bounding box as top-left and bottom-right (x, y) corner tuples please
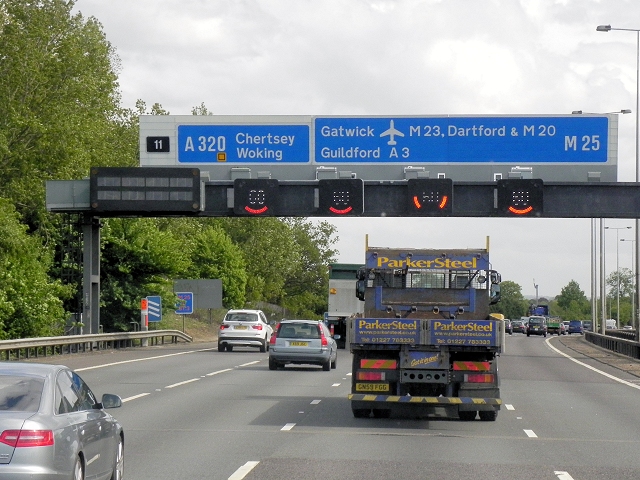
(0, 375), (45, 412)
(225, 314), (258, 322)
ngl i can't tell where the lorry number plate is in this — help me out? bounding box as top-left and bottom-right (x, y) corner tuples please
(355, 383), (389, 392)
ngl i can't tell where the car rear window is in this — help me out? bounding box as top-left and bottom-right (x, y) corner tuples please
(529, 318), (544, 324)
(0, 375), (45, 412)
(226, 313), (258, 322)
(278, 323), (321, 339)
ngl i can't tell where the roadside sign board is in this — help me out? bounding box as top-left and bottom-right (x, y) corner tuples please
(175, 292), (193, 315)
(140, 114), (618, 182)
(147, 296), (162, 323)
(353, 318), (420, 345)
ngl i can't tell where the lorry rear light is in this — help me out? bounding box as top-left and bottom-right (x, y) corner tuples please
(357, 371), (386, 381)
(464, 374), (495, 383)
(0, 430), (54, 447)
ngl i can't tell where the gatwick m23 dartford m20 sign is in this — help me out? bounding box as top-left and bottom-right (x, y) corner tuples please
(139, 114), (617, 182)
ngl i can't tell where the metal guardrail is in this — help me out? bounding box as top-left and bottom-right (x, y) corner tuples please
(585, 331), (640, 360)
(0, 330), (193, 361)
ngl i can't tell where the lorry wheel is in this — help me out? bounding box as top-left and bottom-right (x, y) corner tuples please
(479, 410), (498, 421)
(372, 409), (391, 418)
(352, 408), (370, 418)
(458, 411), (477, 421)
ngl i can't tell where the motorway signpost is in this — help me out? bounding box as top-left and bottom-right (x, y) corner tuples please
(147, 296), (162, 323)
(175, 292), (193, 334)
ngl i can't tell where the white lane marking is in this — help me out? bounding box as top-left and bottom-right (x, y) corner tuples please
(554, 471), (575, 480)
(207, 368), (233, 376)
(165, 378), (200, 389)
(524, 429), (538, 438)
(546, 337), (640, 390)
(86, 454), (100, 465)
(122, 393), (150, 403)
(332, 383), (341, 387)
(228, 461), (260, 480)
(75, 348), (214, 371)
(505, 404), (515, 410)
(238, 361), (261, 367)
(281, 423), (296, 431)
(310, 399), (321, 405)
(346, 372), (352, 376)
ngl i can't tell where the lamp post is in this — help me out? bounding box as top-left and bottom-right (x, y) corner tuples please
(605, 226), (631, 328)
(597, 24), (640, 340)
(621, 238), (636, 328)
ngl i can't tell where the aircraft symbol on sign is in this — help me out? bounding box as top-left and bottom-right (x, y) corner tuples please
(380, 120), (404, 145)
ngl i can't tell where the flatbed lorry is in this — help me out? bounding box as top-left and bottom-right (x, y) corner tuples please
(347, 241), (504, 421)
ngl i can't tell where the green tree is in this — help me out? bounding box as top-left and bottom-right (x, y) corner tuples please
(0, 198), (67, 338)
(100, 218), (190, 331)
(554, 280), (590, 320)
(0, 0), (130, 226)
(280, 219), (338, 318)
(490, 280), (528, 320)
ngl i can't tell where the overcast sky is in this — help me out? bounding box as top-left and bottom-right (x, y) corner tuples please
(75, 0), (640, 298)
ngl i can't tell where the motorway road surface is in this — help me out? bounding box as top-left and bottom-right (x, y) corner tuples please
(23, 334), (640, 480)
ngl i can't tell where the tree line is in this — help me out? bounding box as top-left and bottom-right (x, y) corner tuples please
(0, 1), (339, 338)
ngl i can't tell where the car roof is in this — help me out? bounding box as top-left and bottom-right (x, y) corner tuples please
(226, 309), (263, 314)
(0, 362), (67, 377)
(279, 319), (320, 325)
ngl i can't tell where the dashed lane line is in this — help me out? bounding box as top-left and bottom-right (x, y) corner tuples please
(228, 461), (259, 480)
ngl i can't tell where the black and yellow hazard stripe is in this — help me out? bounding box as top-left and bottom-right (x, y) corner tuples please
(348, 394), (502, 405)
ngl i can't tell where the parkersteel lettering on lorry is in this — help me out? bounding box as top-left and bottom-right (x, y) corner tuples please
(358, 319), (418, 330)
(432, 321), (493, 332)
(375, 256), (478, 269)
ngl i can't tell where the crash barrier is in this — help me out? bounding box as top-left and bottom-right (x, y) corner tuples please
(585, 331), (640, 360)
(0, 330), (193, 361)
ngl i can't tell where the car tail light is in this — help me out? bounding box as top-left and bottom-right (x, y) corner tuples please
(319, 326), (329, 346)
(219, 324), (229, 330)
(0, 430), (54, 447)
(269, 331), (277, 345)
(464, 374), (495, 383)
(251, 324), (263, 331)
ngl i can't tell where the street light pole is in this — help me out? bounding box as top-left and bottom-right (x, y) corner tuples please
(597, 25), (640, 340)
(621, 238), (636, 328)
(604, 226), (631, 328)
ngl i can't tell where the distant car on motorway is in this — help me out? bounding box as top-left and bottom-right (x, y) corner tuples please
(527, 316), (547, 337)
(511, 320), (526, 334)
(568, 320), (584, 335)
(583, 320), (593, 332)
(269, 319), (337, 371)
(623, 324), (633, 330)
(218, 309), (273, 352)
(504, 318), (512, 335)
(0, 362), (123, 480)
(558, 322), (567, 335)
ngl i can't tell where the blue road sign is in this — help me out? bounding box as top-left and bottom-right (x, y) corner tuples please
(175, 292), (194, 315)
(314, 116), (609, 164)
(177, 125), (310, 164)
(147, 296), (162, 323)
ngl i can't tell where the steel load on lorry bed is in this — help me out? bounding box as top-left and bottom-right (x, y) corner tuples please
(348, 242), (504, 421)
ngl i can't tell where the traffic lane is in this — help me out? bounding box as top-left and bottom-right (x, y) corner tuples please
(99, 351), (352, 479)
(497, 335), (640, 470)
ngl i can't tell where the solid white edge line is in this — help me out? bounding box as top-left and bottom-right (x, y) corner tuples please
(524, 429), (538, 438)
(281, 423), (296, 431)
(165, 378), (200, 389)
(75, 347), (215, 371)
(122, 393), (150, 403)
(228, 461), (260, 480)
(546, 337), (640, 390)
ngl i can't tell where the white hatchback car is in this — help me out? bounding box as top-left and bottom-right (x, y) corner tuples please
(218, 309), (273, 352)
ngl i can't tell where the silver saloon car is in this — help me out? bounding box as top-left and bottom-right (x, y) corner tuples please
(268, 320), (338, 371)
(0, 363), (124, 480)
